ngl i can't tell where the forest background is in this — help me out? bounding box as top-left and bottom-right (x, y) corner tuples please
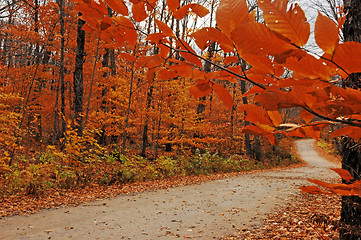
(0, 0), (309, 197)
(4, 0), (361, 238)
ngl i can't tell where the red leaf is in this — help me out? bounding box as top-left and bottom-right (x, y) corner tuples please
(118, 52), (137, 63)
(330, 168), (354, 183)
(300, 186), (331, 195)
(190, 27), (234, 53)
(259, 0), (310, 46)
(168, 64), (193, 78)
(315, 12), (339, 54)
(173, 3), (209, 20)
(167, 0), (180, 12)
(176, 39), (202, 68)
(308, 178), (330, 188)
(155, 19), (175, 37)
(330, 126), (361, 141)
(190, 80), (212, 98)
(212, 82), (233, 110)
(132, 2), (147, 22)
(216, 0), (249, 37)
(100, 16), (112, 31)
(104, 0), (128, 15)
(238, 104), (274, 126)
(333, 41), (361, 76)
(300, 109), (314, 124)
(268, 110), (282, 127)
(157, 68), (178, 80)
(232, 22), (296, 57)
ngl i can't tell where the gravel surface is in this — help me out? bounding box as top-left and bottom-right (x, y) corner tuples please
(0, 139), (339, 239)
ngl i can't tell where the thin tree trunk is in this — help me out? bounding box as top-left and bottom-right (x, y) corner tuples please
(53, 0), (66, 147)
(73, 15), (85, 137)
(140, 84), (153, 157)
(122, 47), (137, 155)
(84, 38), (100, 128)
(240, 78), (251, 156)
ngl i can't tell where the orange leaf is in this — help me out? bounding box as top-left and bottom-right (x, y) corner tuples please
(189, 4), (209, 18)
(241, 125), (265, 135)
(224, 56), (239, 65)
(238, 104), (274, 126)
(255, 90), (302, 111)
(100, 16), (112, 31)
(232, 22), (296, 56)
(146, 32), (167, 44)
(268, 110), (282, 127)
(333, 41), (361, 75)
(104, 0), (128, 15)
(132, 2), (147, 22)
(331, 168), (354, 183)
(136, 55), (162, 68)
(259, 0), (310, 46)
(330, 126), (361, 141)
(308, 178), (330, 188)
(80, 14), (99, 30)
(300, 186), (331, 195)
(81, 23), (94, 33)
(146, 68), (157, 82)
(283, 54), (333, 80)
(155, 19), (175, 37)
(212, 82), (233, 110)
(167, 0), (179, 12)
(173, 3), (209, 20)
(74, 3), (103, 19)
(112, 16), (137, 46)
(118, 52), (137, 63)
(157, 69), (178, 80)
(300, 109), (314, 123)
(190, 80), (212, 98)
(216, 0), (249, 37)
(168, 64), (193, 78)
(315, 12), (339, 55)
(190, 27), (234, 53)
(329, 183), (353, 196)
(254, 122), (275, 134)
(176, 39), (202, 68)
(242, 53), (274, 74)
(92, 0), (108, 15)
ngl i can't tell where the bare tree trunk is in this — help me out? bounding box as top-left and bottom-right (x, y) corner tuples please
(340, 1), (361, 239)
(53, 0), (66, 147)
(239, 78), (251, 156)
(73, 14), (85, 137)
(140, 84), (153, 157)
(122, 47), (137, 155)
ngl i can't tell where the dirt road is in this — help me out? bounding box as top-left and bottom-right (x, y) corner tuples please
(0, 139), (339, 239)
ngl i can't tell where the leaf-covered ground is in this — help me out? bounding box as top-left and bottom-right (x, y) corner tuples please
(221, 140), (342, 240)
(2, 169), (301, 218)
(222, 193), (340, 239)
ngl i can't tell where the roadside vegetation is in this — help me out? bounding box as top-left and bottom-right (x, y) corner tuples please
(0, 138), (301, 217)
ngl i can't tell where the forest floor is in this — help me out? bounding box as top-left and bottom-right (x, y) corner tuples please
(0, 139), (341, 239)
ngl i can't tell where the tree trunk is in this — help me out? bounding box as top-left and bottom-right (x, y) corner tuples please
(140, 84), (153, 157)
(239, 78), (251, 156)
(340, 0), (361, 239)
(73, 15), (85, 137)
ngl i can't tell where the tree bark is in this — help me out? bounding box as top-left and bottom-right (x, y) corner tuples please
(340, 0), (361, 239)
(73, 15), (85, 137)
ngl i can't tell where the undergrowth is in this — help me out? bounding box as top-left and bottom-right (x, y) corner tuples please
(317, 139), (340, 157)
(0, 139), (301, 196)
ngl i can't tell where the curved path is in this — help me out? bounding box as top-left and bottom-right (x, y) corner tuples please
(0, 139), (339, 239)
